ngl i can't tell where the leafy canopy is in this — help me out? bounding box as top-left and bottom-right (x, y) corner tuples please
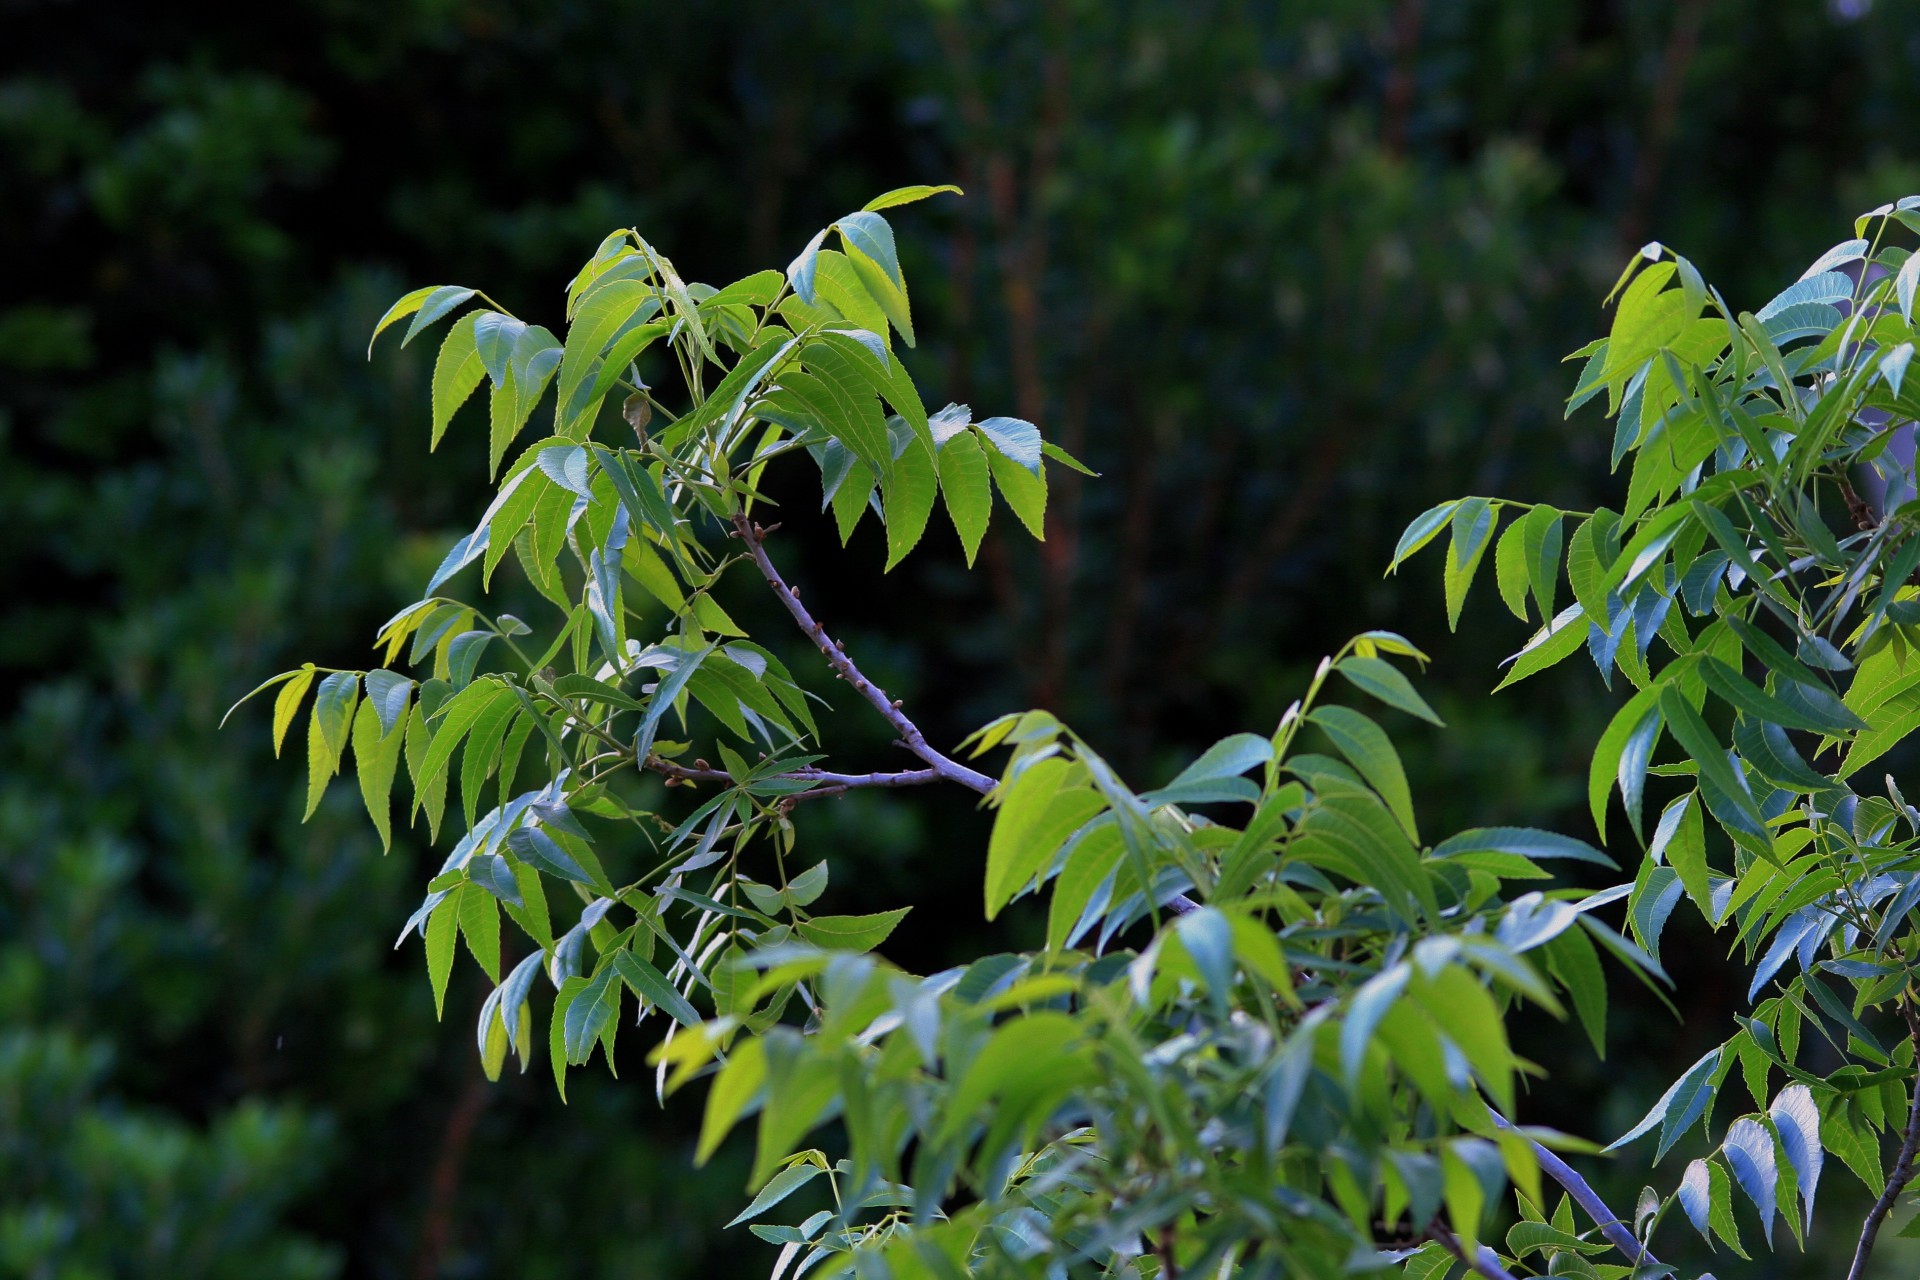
(239, 186), (1920, 1279)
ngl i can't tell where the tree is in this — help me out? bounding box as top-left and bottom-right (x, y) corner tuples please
(240, 187), (1920, 1277)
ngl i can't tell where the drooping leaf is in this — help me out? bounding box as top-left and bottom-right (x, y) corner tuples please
(351, 697), (406, 852)
(1444, 498), (1496, 630)
(985, 442), (1047, 539)
(1310, 706), (1418, 843)
(1769, 1084), (1823, 1232)
(1722, 1117), (1778, 1244)
(431, 311), (486, 449)
(564, 961), (622, 1064)
(936, 429), (991, 566)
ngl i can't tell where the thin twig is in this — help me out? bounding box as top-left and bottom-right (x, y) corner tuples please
(646, 756), (943, 802)
(731, 512), (1198, 915)
(731, 513), (998, 794)
(1845, 998), (1920, 1280)
(1428, 1222), (1519, 1280)
(1487, 1111), (1658, 1270)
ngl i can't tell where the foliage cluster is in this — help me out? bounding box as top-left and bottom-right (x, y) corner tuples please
(15, 4), (1920, 1275)
(254, 187), (1920, 1279)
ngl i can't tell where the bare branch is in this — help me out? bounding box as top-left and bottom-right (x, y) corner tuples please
(1846, 998), (1920, 1280)
(730, 511), (1199, 914)
(731, 512), (1001, 795)
(1487, 1111), (1659, 1270)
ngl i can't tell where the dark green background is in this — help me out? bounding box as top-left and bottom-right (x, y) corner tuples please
(5, 1), (1919, 1275)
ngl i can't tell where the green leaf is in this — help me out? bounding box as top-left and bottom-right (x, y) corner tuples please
(564, 960), (621, 1064)
(1334, 657), (1443, 726)
(795, 908), (911, 953)
(614, 949), (702, 1028)
(1159, 732), (1273, 799)
(431, 312), (485, 449)
(1768, 1084), (1823, 1233)
(697, 1036), (766, 1165)
(458, 878), (501, 984)
(557, 279), (652, 426)
(1413, 965), (1517, 1112)
(1431, 827), (1616, 867)
(1309, 706), (1417, 843)
(1544, 927), (1608, 1057)
(1701, 657), (1865, 734)
(489, 325), (562, 477)
(1494, 516), (1532, 621)
(726, 1162), (826, 1228)
(1659, 793), (1712, 919)
(270, 665), (317, 757)
(1340, 964), (1411, 1083)
(785, 229), (828, 305)
(1723, 1116), (1778, 1244)
(788, 354), (890, 475)
(1707, 1158), (1750, 1258)
(426, 890), (460, 1020)
(1841, 684), (1920, 780)
(1174, 907), (1236, 1016)
(362, 668), (415, 737)
(634, 643), (715, 763)
(985, 443), (1047, 539)
(1659, 685), (1768, 837)
(1494, 604), (1588, 692)
(548, 975), (587, 1102)
(884, 428), (938, 570)
(458, 699), (522, 830)
(402, 285), (477, 347)
(936, 429), (991, 566)
(986, 757), (1074, 914)
(940, 1012), (1087, 1143)
(313, 671), (360, 760)
(838, 213), (916, 346)
(985, 767), (1105, 919)
(1677, 1159), (1712, 1243)
(371, 284), (474, 357)
(351, 697), (405, 852)
(583, 319), (671, 409)
(506, 826), (596, 889)
(1606, 1046), (1719, 1156)
(862, 184), (962, 212)
(1520, 505), (1564, 626)
(1444, 498), (1495, 630)
(1389, 500), (1458, 572)
(1566, 511), (1619, 623)
(1589, 685), (1663, 837)
(1041, 440), (1096, 476)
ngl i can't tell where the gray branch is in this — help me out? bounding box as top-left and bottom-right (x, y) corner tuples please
(1487, 1111), (1658, 1269)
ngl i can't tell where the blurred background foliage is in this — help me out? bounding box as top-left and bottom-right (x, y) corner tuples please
(5, 0), (1920, 1275)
